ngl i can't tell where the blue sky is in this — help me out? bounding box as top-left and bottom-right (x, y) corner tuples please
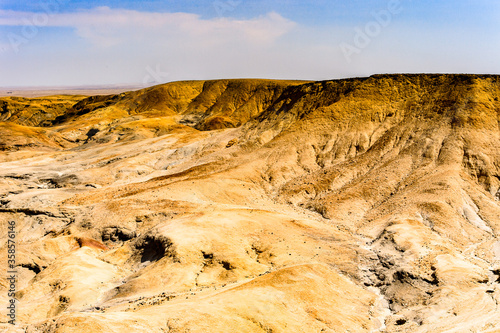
(0, 0), (499, 87)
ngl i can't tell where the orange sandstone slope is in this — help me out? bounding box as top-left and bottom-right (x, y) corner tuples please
(0, 74), (500, 332)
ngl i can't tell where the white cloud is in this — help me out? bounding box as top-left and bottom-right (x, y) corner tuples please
(0, 7), (305, 85)
(0, 7), (296, 47)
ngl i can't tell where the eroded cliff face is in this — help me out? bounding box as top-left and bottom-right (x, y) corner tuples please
(1, 74), (500, 332)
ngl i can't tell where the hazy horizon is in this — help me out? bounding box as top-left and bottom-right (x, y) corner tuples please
(3, 73), (500, 90)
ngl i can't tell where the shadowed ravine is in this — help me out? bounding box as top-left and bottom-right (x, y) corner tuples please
(1, 74), (500, 332)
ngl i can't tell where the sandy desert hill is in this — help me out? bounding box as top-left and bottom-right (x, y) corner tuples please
(1, 74), (500, 332)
